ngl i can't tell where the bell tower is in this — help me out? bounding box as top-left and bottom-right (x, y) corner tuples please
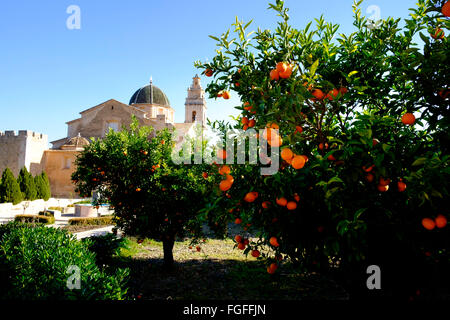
(185, 75), (207, 125)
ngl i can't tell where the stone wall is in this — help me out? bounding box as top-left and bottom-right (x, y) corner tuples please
(43, 149), (80, 198)
(0, 130), (48, 177)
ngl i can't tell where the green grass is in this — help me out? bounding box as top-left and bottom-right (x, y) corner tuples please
(111, 236), (349, 300)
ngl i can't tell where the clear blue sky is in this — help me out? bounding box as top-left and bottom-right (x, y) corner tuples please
(0, 0), (416, 144)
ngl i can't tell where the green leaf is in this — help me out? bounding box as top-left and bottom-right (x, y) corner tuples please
(309, 59), (319, 76)
(348, 70), (359, 77)
(412, 157), (427, 166)
(208, 35), (220, 41)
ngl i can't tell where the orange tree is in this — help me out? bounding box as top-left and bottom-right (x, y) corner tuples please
(71, 118), (212, 269)
(196, 0), (449, 296)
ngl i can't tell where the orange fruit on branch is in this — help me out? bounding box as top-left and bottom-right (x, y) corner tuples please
(205, 68), (213, 77)
(241, 117), (249, 125)
(280, 148), (294, 161)
(379, 177), (390, 186)
(443, 1), (450, 17)
(291, 155), (306, 169)
(401, 113), (415, 125)
(248, 119), (256, 128)
(237, 242), (246, 250)
(286, 201), (297, 210)
(311, 89), (325, 101)
(270, 69), (280, 81)
(276, 62), (288, 73)
(219, 165), (231, 175)
(251, 250), (260, 258)
(235, 235), (243, 243)
(222, 91), (230, 99)
(276, 197), (287, 206)
(262, 201), (271, 209)
(267, 263), (278, 274)
(219, 180), (232, 191)
(397, 181), (406, 192)
(269, 236), (279, 247)
(377, 184), (389, 192)
(431, 28), (445, 39)
(422, 218), (436, 230)
(235, 218), (242, 224)
(435, 215), (447, 228)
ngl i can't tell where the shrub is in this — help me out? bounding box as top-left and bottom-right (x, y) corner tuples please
(40, 172), (51, 201)
(0, 222), (129, 300)
(68, 216), (114, 226)
(14, 214), (55, 225)
(0, 168), (23, 205)
(17, 167), (37, 200)
(82, 233), (126, 267)
(48, 206), (64, 212)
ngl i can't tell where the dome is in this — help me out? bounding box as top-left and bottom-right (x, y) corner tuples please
(60, 135), (90, 150)
(129, 82), (170, 106)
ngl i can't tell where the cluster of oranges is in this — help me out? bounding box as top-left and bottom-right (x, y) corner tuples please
(309, 87), (348, 102)
(280, 147), (308, 170)
(270, 62), (294, 80)
(274, 193), (300, 210)
(241, 116), (256, 131)
(422, 215), (447, 230)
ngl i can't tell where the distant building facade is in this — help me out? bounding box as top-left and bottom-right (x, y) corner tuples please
(0, 75), (207, 198)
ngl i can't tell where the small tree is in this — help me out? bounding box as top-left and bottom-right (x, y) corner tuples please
(34, 174), (45, 200)
(17, 167), (37, 201)
(0, 168), (23, 205)
(39, 172), (51, 201)
(72, 117), (212, 269)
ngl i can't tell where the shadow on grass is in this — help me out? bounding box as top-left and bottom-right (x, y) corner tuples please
(111, 256), (349, 301)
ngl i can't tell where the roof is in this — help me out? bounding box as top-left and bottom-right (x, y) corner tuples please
(129, 83), (170, 106)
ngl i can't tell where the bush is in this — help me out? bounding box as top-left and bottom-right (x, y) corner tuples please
(82, 233), (126, 267)
(40, 172), (51, 201)
(14, 214), (55, 225)
(17, 167), (37, 200)
(68, 216), (114, 226)
(0, 222), (129, 300)
(47, 206), (63, 212)
(0, 168), (23, 205)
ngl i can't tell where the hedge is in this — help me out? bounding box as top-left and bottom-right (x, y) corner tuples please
(68, 216), (114, 226)
(14, 214), (55, 225)
(0, 222), (129, 299)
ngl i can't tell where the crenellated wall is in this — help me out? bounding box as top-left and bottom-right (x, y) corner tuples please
(0, 130), (48, 177)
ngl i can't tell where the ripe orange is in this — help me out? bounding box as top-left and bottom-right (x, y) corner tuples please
(276, 62), (288, 73)
(251, 250), (260, 258)
(373, 138), (379, 146)
(136, 188), (141, 192)
(339, 87), (348, 95)
(286, 201), (297, 210)
(235, 235), (243, 243)
(267, 263), (278, 274)
(326, 88), (339, 100)
(379, 177), (390, 186)
(377, 184), (389, 192)
(311, 89), (325, 101)
(279, 65), (292, 79)
(366, 173), (374, 182)
(276, 197), (287, 206)
(219, 180), (232, 192)
(243, 124), (248, 131)
(422, 218), (436, 230)
(295, 125), (303, 134)
(219, 165), (231, 175)
(244, 192), (257, 203)
(196, 246), (201, 252)
(435, 215), (447, 228)
(293, 193), (300, 202)
(318, 142), (328, 150)
(280, 148), (294, 161)
(248, 119), (256, 128)
(291, 155), (306, 169)
(431, 28), (445, 39)
(241, 117), (249, 125)
(327, 154), (336, 161)
(270, 69), (280, 81)
(443, 1), (450, 17)
(268, 134), (282, 147)
(269, 236), (279, 247)
(205, 68), (213, 77)
(222, 91), (231, 99)
(397, 181), (406, 192)
(401, 113), (415, 125)
(237, 242), (246, 250)
(262, 201), (271, 209)
(235, 82), (240, 87)
(217, 92), (223, 98)
(225, 174), (234, 184)
(217, 149), (227, 160)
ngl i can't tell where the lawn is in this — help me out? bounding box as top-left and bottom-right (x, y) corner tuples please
(112, 237), (349, 300)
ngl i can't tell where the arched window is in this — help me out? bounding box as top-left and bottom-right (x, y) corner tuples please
(192, 111), (196, 122)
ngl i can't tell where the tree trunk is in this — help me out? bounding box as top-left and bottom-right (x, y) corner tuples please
(162, 236), (175, 270)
